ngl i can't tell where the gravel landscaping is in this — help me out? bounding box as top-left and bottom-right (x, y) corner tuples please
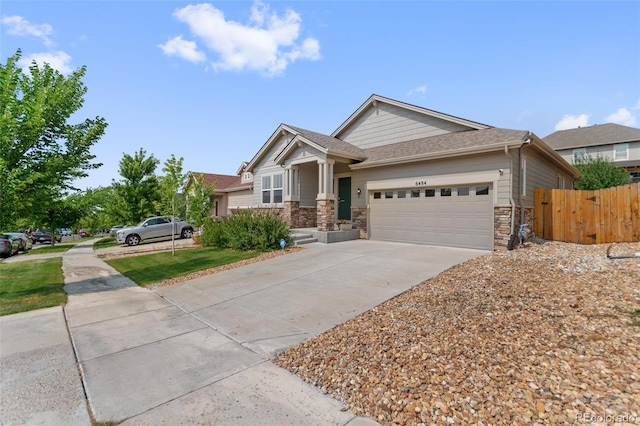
(275, 241), (640, 425)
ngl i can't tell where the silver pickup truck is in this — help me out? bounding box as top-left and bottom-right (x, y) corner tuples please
(115, 216), (194, 246)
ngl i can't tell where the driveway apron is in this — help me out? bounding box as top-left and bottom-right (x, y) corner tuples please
(6, 239), (485, 425)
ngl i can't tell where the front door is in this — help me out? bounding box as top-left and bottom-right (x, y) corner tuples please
(338, 177), (351, 221)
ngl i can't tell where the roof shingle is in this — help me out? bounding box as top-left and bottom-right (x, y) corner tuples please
(543, 123), (640, 150)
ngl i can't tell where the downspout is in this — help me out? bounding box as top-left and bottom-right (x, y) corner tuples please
(519, 134), (533, 228)
(504, 145), (517, 247)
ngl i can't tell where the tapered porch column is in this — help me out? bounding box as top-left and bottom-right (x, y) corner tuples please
(317, 159), (336, 231)
(283, 165), (300, 227)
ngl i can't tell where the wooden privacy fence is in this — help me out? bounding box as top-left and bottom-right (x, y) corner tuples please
(533, 183), (640, 244)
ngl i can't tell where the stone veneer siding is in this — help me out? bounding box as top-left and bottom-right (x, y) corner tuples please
(317, 199), (336, 231)
(298, 207), (317, 228)
(352, 207), (367, 239)
(494, 205), (535, 248)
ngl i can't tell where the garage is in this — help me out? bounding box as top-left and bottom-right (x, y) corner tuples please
(369, 184), (494, 250)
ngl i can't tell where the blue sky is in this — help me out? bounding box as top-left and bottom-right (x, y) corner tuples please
(2, 1), (639, 190)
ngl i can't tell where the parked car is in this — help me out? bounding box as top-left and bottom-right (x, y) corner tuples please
(59, 228), (72, 237)
(116, 216), (194, 246)
(78, 229), (91, 237)
(109, 225), (125, 236)
(0, 233), (19, 258)
(4, 232), (32, 252)
(30, 228), (62, 244)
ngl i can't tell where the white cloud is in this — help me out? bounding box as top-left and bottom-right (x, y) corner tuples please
(1, 15), (54, 46)
(17, 51), (73, 74)
(159, 35), (206, 63)
(605, 107), (637, 127)
(554, 114), (590, 131)
(407, 85), (427, 96)
(163, 1), (321, 76)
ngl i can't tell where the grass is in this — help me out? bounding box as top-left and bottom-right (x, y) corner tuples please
(631, 309), (640, 327)
(28, 240), (81, 254)
(104, 247), (262, 286)
(0, 258), (66, 316)
(93, 236), (120, 249)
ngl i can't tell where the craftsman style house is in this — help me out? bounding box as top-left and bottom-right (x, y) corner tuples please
(237, 94), (579, 250)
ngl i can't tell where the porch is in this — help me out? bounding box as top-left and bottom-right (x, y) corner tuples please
(290, 227), (360, 246)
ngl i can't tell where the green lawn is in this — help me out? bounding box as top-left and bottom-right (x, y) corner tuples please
(93, 236), (120, 249)
(104, 247), (262, 286)
(0, 258), (66, 316)
(28, 241), (80, 254)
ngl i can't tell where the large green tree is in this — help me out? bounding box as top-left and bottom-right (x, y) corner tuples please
(0, 50), (107, 230)
(573, 155), (630, 190)
(111, 148), (160, 225)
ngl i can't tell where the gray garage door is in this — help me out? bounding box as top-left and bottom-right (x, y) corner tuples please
(369, 184), (493, 250)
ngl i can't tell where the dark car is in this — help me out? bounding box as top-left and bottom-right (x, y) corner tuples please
(1, 234), (19, 258)
(4, 232), (32, 252)
(30, 228), (62, 244)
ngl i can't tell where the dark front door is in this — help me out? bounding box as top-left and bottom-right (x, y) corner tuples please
(338, 177), (351, 220)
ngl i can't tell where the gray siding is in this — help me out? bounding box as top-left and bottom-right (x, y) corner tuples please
(253, 134), (291, 205)
(557, 141), (640, 164)
(299, 165), (317, 206)
(351, 152), (512, 208)
(287, 144), (324, 163)
(339, 103), (471, 149)
(522, 148), (574, 206)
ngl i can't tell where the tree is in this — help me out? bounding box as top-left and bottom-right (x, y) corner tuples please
(111, 148), (160, 224)
(186, 172), (215, 230)
(0, 50), (107, 230)
(158, 154), (187, 255)
(158, 154), (187, 219)
(573, 155), (630, 190)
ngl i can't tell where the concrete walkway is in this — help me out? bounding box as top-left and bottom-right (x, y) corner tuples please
(1, 239), (486, 425)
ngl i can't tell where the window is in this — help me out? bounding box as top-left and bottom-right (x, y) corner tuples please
(273, 174), (283, 203)
(261, 173), (283, 204)
(557, 175), (565, 189)
(441, 188), (452, 197)
(397, 190), (406, 198)
(476, 185), (489, 195)
(573, 148), (587, 164)
(411, 190), (420, 198)
(614, 143), (629, 161)
(520, 157), (527, 196)
(457, 187), (469, 196)
(385, 191), (393, 199)
(425, 189), (435, 197)
(373, 192), (381, 199)
(631, 171), (640, 183)
(261, 176), (271, 203)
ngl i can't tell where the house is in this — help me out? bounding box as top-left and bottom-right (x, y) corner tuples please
(186, 171), (253, 217)
(239, 94), (579, 250)
(543, 123), (640, 183)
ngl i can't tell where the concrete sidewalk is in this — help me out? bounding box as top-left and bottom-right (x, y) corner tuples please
(1, 239), (486, 425)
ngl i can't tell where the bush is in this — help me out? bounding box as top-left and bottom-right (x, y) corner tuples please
(200, 209), (291, 251)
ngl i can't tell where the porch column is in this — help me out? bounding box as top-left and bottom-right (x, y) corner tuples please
(317, 159), (336, 231)
(284, 165), (300, 227)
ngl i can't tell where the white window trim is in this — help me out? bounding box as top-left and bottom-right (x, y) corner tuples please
(572, 148), (587, 164)
(613, 143), (629, 161)
(557, 175), (565, 189)
(260, 173), (284, 205)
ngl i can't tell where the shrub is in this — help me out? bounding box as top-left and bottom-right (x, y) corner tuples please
(200, 209), (291, 251)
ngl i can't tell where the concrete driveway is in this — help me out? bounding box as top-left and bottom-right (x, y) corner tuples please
(2, 239), (486, 425)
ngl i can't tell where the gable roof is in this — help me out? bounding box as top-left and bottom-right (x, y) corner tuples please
(275, 125), (366, 164)
(543, 123), (640, 150)
(188, 172), (250, 192)
(331, 94), (492, 138)
(352, 128), (580, 177)
(353, 128), (530, 168)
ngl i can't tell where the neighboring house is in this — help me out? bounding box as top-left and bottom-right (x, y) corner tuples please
(186, 171), (253, 217)
(240, 94), (579, 250)
(543, 123), (640, 183)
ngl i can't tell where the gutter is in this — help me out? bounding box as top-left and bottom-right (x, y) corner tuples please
(350, 141), (526, 170)
(504, 145), (517, 241)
